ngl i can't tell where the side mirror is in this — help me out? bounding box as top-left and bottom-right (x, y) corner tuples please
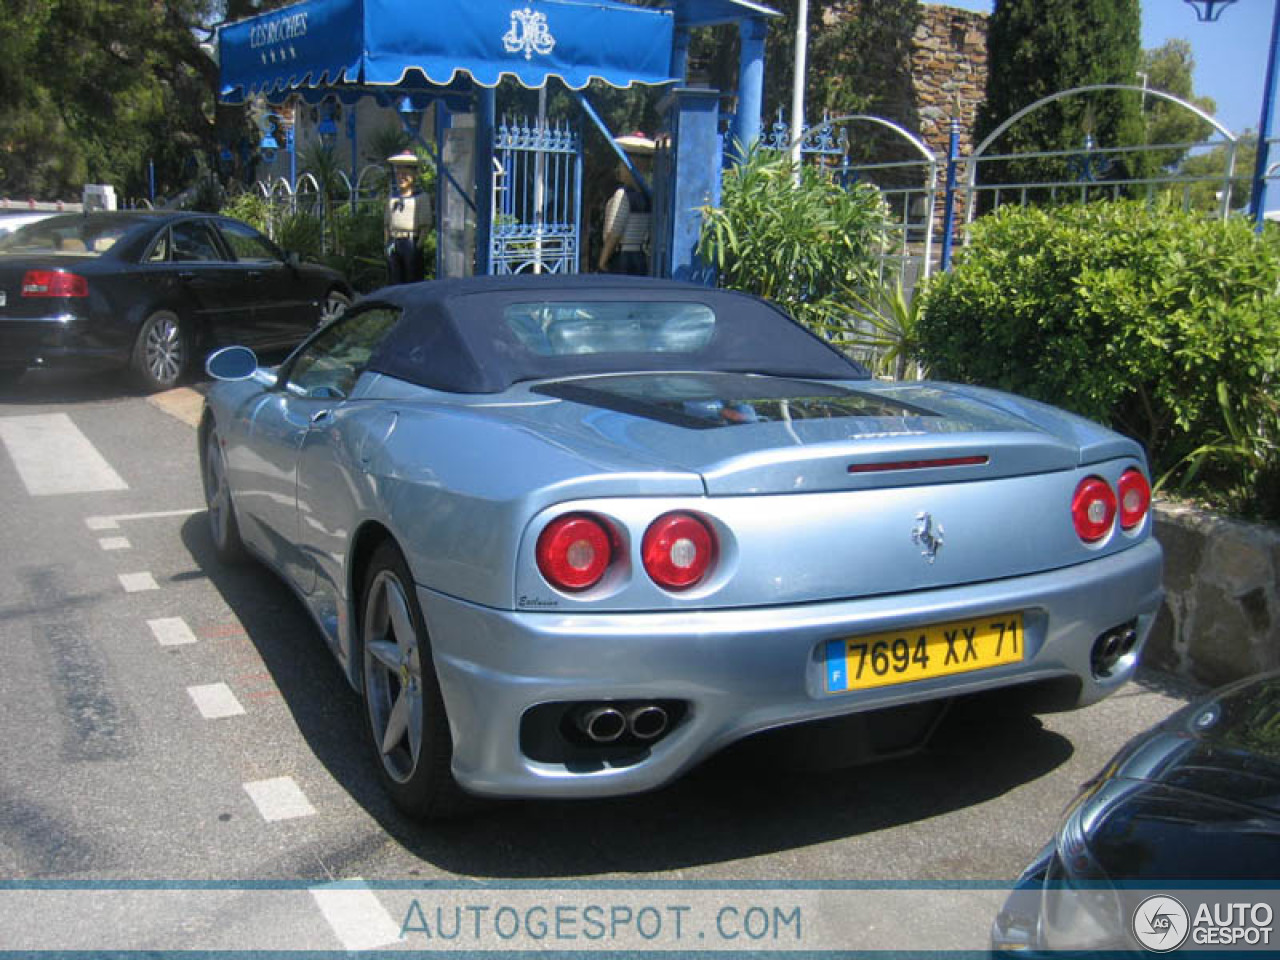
(206, 345), (259, 381)
(285, 250), (301, 268)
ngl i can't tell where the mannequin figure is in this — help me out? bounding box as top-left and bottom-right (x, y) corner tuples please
(385, 150), (432, 284)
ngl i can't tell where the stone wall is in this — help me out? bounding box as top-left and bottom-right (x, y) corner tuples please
(911, 3), (988, 158)
(1146, 502), (1280, 685)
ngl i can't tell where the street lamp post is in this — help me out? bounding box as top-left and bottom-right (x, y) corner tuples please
(1185, 0), (1280, 227)
(258, 111), (297, 191)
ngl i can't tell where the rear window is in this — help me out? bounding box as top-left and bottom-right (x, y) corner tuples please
(0, 218), (129, 257)
(503, 301), (716, 357)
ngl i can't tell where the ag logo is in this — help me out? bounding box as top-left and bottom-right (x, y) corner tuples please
(1132, 895), (1190, 952)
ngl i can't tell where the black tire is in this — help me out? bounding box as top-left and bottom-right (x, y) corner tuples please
(318, 290), (351, 328)
(360, 540), (471, 819)
(131, 310), (187, 392)
(201, 421), (247, 563)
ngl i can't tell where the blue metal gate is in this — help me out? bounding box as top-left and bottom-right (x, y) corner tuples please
(489, 116), (583, 274)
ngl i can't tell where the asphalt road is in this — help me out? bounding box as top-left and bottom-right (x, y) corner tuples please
(0, 368), (1198, 951)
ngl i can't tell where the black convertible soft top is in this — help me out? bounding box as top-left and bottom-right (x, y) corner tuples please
(363, 276), (868, 394)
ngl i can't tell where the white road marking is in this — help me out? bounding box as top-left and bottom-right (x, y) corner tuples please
(148, 617), (197, 647)
(85, 508), (201, 531)
(243, 777), (317, 822)
(311, 881), (402, 951)
(98, 536), (131, 551)
(187, 683), (246, 720)
(118, 572), (159, 593)
(0, 413), (128, 496)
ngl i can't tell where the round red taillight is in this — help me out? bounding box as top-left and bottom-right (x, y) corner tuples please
(536, 514), (613, 591)
(1117, 468), (1151, 530)
(1072, 476), (1117, 543)
(642, 512), (715, 590)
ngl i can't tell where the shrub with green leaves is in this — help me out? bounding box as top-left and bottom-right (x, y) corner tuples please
(920, 200), (1280, 520)
(697, 148), (891, 331)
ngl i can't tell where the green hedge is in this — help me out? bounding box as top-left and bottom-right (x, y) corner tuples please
(697, 148), (890, 332)
(920, 201), (1280, 522)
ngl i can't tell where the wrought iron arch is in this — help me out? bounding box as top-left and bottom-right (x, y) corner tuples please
(965, 84), (1240, 223)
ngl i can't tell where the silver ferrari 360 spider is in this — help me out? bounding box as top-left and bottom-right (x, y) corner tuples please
(200, 276), (1163, 818)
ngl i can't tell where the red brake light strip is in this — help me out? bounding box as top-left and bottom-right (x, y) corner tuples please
(847, 455), (989, 474)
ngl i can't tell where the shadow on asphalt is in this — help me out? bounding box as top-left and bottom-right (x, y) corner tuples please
(0, 369), (146, 406)
(182, 514), (1087, 880)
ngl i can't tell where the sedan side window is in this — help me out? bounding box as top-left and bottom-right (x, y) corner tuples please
(218, 220), (283, 264)
(170, 221), (225, 263)
(286, 307), (400, 400)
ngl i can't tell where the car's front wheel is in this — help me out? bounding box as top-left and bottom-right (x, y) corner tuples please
(201, 422), (246, 563)
(361, 540), (469, 819)
(131, 310), (186, 392)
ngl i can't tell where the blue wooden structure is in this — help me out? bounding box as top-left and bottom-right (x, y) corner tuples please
(216, 0), (778, 281)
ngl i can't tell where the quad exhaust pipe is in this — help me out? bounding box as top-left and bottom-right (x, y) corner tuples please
(577, 702), (671, 743)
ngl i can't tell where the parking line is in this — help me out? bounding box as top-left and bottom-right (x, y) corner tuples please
(187, 683), (246, 720)
(0, 413), (128, 496)
(118, 572), (159, 593)
(242, 777), (317, 822)
(98, 537), (131, 551)
(85, 508), (201, 532)
(148, 617), (197, 647)
(311, 881), (402, 951)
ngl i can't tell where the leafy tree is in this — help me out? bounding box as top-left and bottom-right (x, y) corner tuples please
(976, 0), (1148, 187)
(1139, 39), (1218, 171)
(761, 0), (920, 125)
(0, 0), (223, 201)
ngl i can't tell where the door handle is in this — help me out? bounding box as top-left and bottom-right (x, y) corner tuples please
(309, 409), (334, 427)
(248, 270), (264, 282)
(177, 271), (196, 282)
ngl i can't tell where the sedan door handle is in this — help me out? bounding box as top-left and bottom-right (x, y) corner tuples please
(247, 270), (264, 282)
(309, 408), (334, 427)
(177, 271), (196, 282)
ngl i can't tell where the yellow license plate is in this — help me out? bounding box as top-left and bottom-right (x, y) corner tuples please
(825, 613), (1024, 693)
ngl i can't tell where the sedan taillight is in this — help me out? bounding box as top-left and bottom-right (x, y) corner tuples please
(1117, 469), (1151, 530)
(1072, 476), (1117, 543)
(536, 513), (614, 591)
(22, 269), (88, 298)
(642, 512), (715, 590)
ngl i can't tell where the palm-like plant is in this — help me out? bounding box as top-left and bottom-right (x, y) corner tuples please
(816, 276), (927, 380)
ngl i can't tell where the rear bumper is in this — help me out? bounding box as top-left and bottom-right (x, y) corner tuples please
(421, 538), (1164, 798)
(0, 315), (128, 371)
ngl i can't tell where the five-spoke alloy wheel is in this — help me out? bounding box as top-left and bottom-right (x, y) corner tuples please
(361, 541), (467, 818)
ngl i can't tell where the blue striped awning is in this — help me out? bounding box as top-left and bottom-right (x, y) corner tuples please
(218, 0), (678, 102)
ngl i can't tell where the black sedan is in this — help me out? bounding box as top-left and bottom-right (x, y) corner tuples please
(0, 211), (353, 391)
(993, 670), (1280, 954)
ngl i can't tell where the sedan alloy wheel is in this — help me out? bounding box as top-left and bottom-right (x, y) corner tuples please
(133, 311), (185, 391)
